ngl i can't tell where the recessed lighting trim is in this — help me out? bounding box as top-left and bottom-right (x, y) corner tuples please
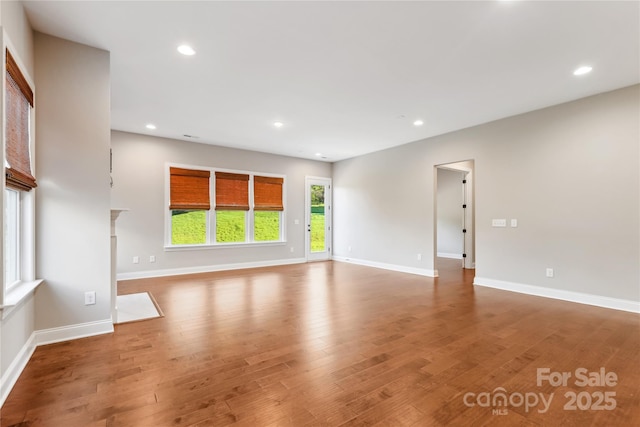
(177, 44), (196, 56)
(145, 124), (156, 130)
(573, 65), (592, 76)
(273, 121), (284, 128)
(413, 120), (424, 126)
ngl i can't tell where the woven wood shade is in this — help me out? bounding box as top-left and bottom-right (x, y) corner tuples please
(254, 176), (284, 211)
(215, 172), (249, 210)
(5, 49), (36, 191)
(6, 50), (33, 106)
(169, 167), (211, 210)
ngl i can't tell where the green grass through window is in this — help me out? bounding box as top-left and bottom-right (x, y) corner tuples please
(311, 210), (325, 252)
(172, 208), (325, 248)
(171, 210), (206, 245)
(215, 210), (246, 243)
(254, 211), (280, 241)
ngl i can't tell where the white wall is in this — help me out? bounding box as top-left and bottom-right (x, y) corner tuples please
(110, 131), (332, 278)
(437, 168), (464, 257)
(334, 85), (639, 306)
(333, 142), (435, 274)
(1, 0), (33, 75)
(34, 33), (112, 330)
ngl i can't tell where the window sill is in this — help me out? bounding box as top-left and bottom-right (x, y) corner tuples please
(1, 279), (44, 314)
(165, 241), (287, 251)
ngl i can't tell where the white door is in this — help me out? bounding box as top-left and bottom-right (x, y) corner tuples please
(305, 177), (331, 261)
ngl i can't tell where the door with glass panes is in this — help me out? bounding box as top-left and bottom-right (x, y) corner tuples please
(305, 177), (331, 261)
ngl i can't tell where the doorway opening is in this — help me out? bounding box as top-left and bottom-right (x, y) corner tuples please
(435, 161), (475, 272)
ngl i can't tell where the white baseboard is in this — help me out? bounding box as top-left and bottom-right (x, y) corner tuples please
(0, 331), (36, 407)
(117, 257), (307, 281)
(35, 319), (114, 346)
(474, 277), (640, 313)
(437, 252), (463, 259)
(332, 255), (437, 277)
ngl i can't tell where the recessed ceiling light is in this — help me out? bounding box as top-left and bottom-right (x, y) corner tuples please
(315, 153), (323, 157)
(145, 124), (156, 130)
(273, 122), (284, 128)
(413, 120), (424, 126)
(573, 66), (592, 76)
(177, 44), (196, 56)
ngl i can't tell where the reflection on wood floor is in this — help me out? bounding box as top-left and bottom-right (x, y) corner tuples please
(1, 260), (638, 426)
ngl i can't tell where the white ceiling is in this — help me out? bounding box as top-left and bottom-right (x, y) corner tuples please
(23, 1), (640, 162)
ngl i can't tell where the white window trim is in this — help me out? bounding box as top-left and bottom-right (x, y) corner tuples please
(1, 33), (43, 309)
(164, 162), (287, 249)
(1, 279), (44, 318)
(5, 188), (20, 289)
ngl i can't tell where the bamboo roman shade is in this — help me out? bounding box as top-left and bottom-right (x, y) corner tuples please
(254, 176), (284, 211)
(215, 172), (249, 210)
(169, 167), (211, 210)
(5, 49), (37, 191)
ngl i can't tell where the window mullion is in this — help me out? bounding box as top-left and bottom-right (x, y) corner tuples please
(209, 171), (215, 244)
(248, 175), (254, 242)
(17, 192), (22, 282)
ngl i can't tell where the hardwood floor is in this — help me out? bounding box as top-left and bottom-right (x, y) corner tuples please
(1, 259), (638, 426)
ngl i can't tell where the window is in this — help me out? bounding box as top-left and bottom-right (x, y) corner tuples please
(253, 176), (283, 242)
(4, 49), (37, 295)
(215, 172), (249, 243)
(169, 167), (210, 245)
(168, 166), (284, 246)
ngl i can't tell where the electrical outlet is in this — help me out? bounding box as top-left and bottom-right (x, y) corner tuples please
(290, 247), (294, 253)
(85, 291), (96, 305)
(348, 246), (352, 252)
(149, 255), (156, 263)
(546, 268), (554, 278)
(133, 256), (139, 264)
(417, 253), (422, 261)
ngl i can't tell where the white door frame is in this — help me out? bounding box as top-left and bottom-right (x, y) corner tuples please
(460, 170), (474, 269)
(435, 162), (474, 269)
(305, 176), (332, 261)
